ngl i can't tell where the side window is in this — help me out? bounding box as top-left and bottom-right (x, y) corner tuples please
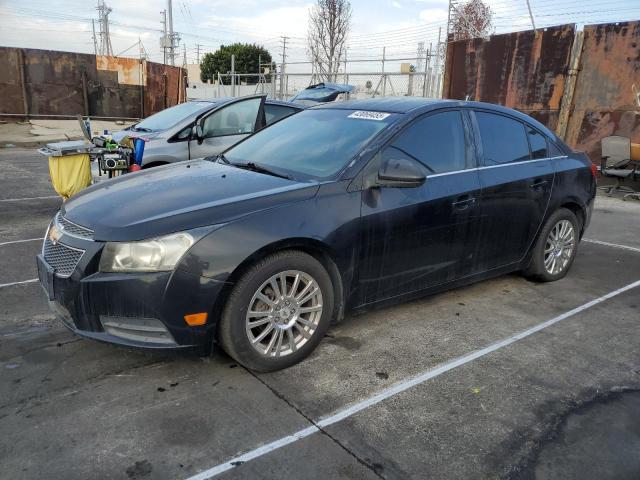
(547, 140), (564, 157)
(475, 112), (530, 165)
(388, 110), (467, 174)
(527, 127), (548, 159)
(202, 98), (261, 138)
(265, 105), (297, 125)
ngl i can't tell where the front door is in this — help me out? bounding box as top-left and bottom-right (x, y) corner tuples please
(189, 96), (265, 159)
(355, 109), (482, 307)
(471, 110), (555, 270)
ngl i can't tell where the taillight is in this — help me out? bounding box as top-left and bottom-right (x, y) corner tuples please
(590, 162), (598, 179)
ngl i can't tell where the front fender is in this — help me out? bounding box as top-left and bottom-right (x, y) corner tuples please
(177, 181), (362, 285)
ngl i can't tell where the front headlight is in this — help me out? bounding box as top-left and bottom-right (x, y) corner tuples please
(99, 232), (195, 272)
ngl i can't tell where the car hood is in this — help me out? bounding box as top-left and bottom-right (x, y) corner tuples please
(62, 160), (319, 241)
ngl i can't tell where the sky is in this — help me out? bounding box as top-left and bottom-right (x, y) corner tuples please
(0, 0), (638, 73)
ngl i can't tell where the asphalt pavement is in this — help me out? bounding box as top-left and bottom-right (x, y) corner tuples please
(1, 148), (639, 480)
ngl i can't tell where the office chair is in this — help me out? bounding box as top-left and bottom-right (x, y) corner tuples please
(598, 135), (640, 196)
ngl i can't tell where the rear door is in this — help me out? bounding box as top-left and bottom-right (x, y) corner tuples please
(356, 109), (482, 306)
(189, 96), (265, 159)
(471, 110), (555, 270)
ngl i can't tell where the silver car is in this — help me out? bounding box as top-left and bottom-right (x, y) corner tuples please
(113, 95), (303, 168)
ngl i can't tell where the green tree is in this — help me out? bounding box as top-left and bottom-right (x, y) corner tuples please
(200, 43), (272, 84)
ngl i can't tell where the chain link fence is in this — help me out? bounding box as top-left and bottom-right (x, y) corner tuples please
(188, 68), (444, 101)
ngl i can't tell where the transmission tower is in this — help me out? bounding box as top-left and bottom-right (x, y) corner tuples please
(96, 1), (113, 56)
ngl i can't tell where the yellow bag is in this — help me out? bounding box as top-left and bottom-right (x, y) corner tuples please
(48, 153), (92, 200)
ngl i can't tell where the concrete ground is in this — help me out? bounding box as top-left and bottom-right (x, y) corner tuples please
(0, 119), (135, 148)
(1, 148), (639, 480)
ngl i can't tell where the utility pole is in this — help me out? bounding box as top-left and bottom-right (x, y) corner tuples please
(91, 19), (98, 56)
(525, 0), (536, 30)
(195, 43), (203, 64)
(182, 44), (187, 69)
(96, 1), (113, 56)
(160, 1), (180, 65)
(279, 36), (288, 99)
(167, 0), (175, 65)
(434, 27), (442, 98)
(160, 9), (168, 64)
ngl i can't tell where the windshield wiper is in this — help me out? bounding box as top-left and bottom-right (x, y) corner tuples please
(231, 161), (292, 180)
(132, 126), (153, 132)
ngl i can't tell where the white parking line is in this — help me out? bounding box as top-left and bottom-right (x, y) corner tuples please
(186, 279), (640, 480)
(0, 278), (38, 289)
(0, 238), (42, 247)
(0, 195), (59, 202)
(583, 238), (640, 254)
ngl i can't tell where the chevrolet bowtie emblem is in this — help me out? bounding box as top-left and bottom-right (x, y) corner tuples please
(49, 225), (61, 245)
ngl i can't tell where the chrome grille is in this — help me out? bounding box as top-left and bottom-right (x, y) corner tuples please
(56, 212), (94, 240)
(43, 238), (84, 277)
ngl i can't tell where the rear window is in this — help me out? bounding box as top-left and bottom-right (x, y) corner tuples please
(527, 128), (548, 159)
(475, 112), (530, 165)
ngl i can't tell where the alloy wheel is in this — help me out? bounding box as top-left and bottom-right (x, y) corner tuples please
(543, 219), (575, 275)
(245, 270), (323, 357)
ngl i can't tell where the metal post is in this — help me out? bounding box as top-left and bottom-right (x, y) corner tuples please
(525, 0), (536, 30)
(434, 27), (442, 98)
(423, 45), (431, 97)
(382, 47), (386, 96)
(557, 31), (584, 140)
(231, 54), (235, 97)
(17, 49), (28, 118)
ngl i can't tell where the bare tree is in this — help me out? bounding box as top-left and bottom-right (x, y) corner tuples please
(307, 0), (352, 82)
(450, 0), (493, 41)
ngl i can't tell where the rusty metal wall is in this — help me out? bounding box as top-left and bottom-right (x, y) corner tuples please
(443, 25), (576, 131)
(565, 21), (640, 161)
(443, 21), (640, 163)
(0, 47), (186, 119)
(144, 61), (187, 117)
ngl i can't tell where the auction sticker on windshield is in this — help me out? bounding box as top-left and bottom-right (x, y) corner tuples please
(348, 111), (391, 121)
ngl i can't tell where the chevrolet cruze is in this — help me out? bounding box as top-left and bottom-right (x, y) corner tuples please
(37, 98), (596, 371)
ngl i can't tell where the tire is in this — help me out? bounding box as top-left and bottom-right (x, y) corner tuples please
(218, 250), (334, 372)
(523, 208), (580, 282)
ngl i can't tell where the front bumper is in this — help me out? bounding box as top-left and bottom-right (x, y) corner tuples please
(36, 237), (226, 350)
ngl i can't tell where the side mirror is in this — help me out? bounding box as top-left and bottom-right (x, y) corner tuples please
(193, 123), (204, 144)
(377, 157), (426, 188)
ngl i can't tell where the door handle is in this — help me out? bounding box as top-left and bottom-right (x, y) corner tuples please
(530, 179), (548, 190)
(452, 196), (476, 210)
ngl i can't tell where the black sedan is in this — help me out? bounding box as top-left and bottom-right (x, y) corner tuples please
(37, 98), (596, 371)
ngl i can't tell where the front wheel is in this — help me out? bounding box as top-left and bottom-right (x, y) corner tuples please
(523, 208), (580, 282)
(218, 250), (334, 372)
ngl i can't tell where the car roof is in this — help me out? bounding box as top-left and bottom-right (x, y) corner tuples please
(188, 97), (304, 109)
(313, 97), (451, 113)
(312, 97), (559, 139)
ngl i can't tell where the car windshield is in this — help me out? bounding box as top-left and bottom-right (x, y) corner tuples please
(223, 109), (397, 180)
(134, 101), (212, 132)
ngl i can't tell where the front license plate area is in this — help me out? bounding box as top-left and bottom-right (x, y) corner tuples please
(36, 254), (55, 301)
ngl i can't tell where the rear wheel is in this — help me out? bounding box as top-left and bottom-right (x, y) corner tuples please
(523, 208), (580, 282)
(218, 250), (334, 372)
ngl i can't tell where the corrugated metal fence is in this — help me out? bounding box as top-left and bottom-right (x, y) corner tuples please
(443, 20), (640, 162)
(0, 47), (187, 119)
